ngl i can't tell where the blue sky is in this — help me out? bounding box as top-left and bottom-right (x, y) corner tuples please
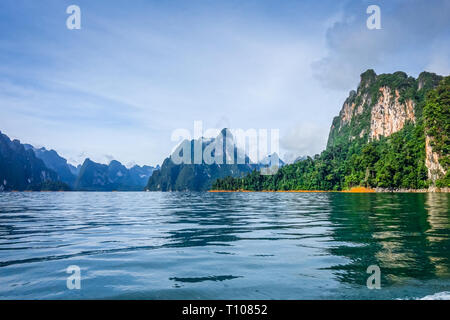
(0, 0), (449, 166)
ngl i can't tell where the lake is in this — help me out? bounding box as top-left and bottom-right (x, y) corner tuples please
(0, 192), (449, 299)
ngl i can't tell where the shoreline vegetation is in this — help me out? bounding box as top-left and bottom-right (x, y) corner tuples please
(1, 71), (448, 193)
(209, 186), (373, 193)
(2, 186), (449, 193)
(209, 186), (450, 193)
(212, 72), (449, 193)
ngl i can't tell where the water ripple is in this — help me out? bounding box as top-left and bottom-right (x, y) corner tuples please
(0, 192), (449, 299)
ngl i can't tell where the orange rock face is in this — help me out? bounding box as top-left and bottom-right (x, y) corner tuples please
(369, 87), (415, 140)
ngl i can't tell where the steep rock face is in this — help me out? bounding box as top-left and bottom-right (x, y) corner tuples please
(325, 70), (448, 189)
(24, 144), (77, 187)
(214, 71), (448, 192)
(338, 91), (370, 128)
(425, 135), (446, 182)
(339, 91), (358, 126)
(423, 76), (449, 186)
(369, 87), (415, 140)
(75, 159), (157, 191)
(146, 129), (257, 191)
(327, 70), (375, 148)
(0, 131), (67, 191)
(75, 159), (122, 191)
(327, 70), (442, 149)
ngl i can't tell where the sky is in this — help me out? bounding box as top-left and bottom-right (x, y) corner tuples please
(0, 0), (449, 167)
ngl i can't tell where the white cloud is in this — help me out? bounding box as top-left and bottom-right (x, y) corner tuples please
(1, 0), (447, 168)
(280, 122), (329, 162)
(312, 0), (450, 90)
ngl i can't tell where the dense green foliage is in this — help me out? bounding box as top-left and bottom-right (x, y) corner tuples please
(28, 180), (71, 191)
(213, 71), (448, 191)
(344, 124), (428, 189)
(213, 124), (428, 191)
(423, 76), (450, 187)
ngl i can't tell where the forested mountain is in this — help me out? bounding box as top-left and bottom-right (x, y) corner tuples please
(24, 145), (77, 187)
(213, 70), (449, 191)
(0, 132), (69, 191)
(75, 159), (158, 191)
(0, 131), (158, 192)
(2, 70), (447, 192)
(146, 129), (258, 191)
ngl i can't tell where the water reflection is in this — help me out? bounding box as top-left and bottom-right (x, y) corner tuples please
(0, 192), (448, 299)
(326, 193), (450, 286)
(425, 193), (450, 277)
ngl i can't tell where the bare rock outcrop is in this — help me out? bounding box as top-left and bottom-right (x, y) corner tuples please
(369, 87), (415, 140)
(425, 135), (447, 183)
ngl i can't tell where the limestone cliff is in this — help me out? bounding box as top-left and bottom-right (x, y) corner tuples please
(369, 86), (415, 140)
(327, 70), (442, 145)
(213, 71), (448, 191)
(425, 135), (446, 182)
(423, 75), (449, 186)
(326, 69), (446, 188)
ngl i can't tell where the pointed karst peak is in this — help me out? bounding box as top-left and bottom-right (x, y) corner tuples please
(346, 90), (357, 102)
(83, 158), (94, 165)
(268, 152), (280, 159)
(109, 160), (122, 166)
(417, 71), (443, 91)
(219, 128), (234, 140)
(359, 69), (377, 87)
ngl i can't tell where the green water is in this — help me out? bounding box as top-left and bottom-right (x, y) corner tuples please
(0, 192), (449, 299)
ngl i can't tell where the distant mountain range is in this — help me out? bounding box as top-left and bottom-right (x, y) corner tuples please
(3, 70), (447, 193)
(75, 158), (158, 191)
(0, 131), (158, 191)
(0, 127), (286, 192)
(259, 153), (285, 167)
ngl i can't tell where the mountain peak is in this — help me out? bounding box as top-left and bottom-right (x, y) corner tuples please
(359, 69), (377, 86)
(0, 131), (64, 191)
(328, 70), (444, 149)
(219, 128), (233, 140)
(109, 160), (123, 167)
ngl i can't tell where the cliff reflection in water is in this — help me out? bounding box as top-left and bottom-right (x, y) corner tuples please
(0, 192), (448, 299)
(326, 193), (450, 287)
